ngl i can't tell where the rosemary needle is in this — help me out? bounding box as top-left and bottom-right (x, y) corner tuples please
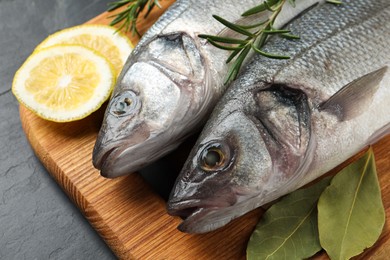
(107, 0), (162, 36)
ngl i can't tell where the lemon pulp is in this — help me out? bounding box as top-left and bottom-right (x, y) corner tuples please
(26, 53), (100, 110)
(13, 44), (115, 122)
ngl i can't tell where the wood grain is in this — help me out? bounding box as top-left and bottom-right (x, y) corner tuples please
(18, 2), (390, 259)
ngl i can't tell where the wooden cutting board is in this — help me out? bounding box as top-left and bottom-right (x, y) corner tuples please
(19, 2), (390, 259)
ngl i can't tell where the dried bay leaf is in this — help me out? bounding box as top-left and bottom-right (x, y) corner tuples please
(318, 148), (385, 260)
(247, 177), (331, 260)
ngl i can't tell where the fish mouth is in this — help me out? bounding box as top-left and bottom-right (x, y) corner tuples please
(93, 144), (125, 177)
(167, 199), (208, 218)
(93, 134), (146, 178)
(92, 121), (154, 177)
(167, 199), (233, 233)
(167, 185), (265, 233)
(92, 143), (115, 170)
(94, 130), (184, 178)
(94, 141), (151, 178)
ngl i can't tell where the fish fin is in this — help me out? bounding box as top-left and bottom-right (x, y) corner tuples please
(319, 66), (388, 121)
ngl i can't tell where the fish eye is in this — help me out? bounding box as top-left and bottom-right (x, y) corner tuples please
(110, 90), (140, 117)
(199, 142), (232, 172)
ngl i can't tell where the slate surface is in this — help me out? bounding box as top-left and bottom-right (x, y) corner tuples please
(0, 0), (117, 258)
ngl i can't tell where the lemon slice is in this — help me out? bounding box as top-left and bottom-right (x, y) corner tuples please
(35, 24), (133, 76)
(12, 44), (115, 122)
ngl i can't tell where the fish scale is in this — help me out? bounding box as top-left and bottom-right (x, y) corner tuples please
(235, 0), (390, 96)
(167, 0), (390, 233)
(276, 7), (390, 99)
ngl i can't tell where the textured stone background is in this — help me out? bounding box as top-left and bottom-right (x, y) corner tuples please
(0, 0), (117, 258)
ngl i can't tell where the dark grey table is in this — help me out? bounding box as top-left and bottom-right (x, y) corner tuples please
(0, 0), (118, 258)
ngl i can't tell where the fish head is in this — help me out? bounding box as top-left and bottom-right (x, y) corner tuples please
(167, 83), (312, 233)
(93, 32), (210, 178)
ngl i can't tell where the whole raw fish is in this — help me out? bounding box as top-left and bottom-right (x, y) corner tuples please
(167, 0), (390, 233)
(92, 0), (326, 178)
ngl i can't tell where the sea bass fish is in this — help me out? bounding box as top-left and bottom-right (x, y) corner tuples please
(92, 0), (326, 178)
(167, 0), (390, 233)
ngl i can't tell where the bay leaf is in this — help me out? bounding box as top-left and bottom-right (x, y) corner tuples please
(318, 148), (385, 260)
(247, 177), (331, 260)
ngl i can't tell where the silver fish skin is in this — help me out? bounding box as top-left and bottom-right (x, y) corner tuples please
(167, 0), (390, 233)
(92, 0), (326, 178)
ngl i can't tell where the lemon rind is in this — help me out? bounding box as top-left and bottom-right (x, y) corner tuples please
(35, 24), (133, 66)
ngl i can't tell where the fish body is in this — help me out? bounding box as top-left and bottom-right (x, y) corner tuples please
(92, 0), (326, 178)
(167, 0), (390, 233)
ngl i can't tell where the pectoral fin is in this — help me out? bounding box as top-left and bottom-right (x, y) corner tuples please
(319, 66), (388, 121)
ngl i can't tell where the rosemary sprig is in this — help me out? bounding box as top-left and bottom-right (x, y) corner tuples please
(107, 0), (162, 36)
(199, 0), (342, 84)
(199, 0), (297, 84)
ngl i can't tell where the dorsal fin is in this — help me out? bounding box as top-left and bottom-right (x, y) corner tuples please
(319, 66), (388, 121)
